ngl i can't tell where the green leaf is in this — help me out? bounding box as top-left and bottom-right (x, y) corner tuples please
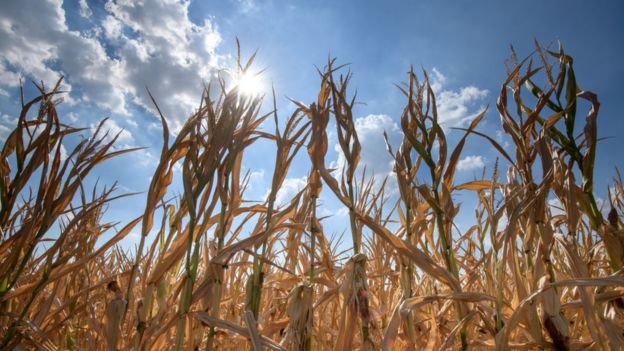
(525, 79), (562, 113)
(564, 65), (577, 138)
(0, 276), (8, 294)
(405, 131), (436, 171)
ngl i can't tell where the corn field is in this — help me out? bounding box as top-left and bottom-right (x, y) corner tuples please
(1, 42), (623, 350)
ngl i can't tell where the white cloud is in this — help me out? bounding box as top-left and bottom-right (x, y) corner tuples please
(61, 144), (69, 161)
(67, 112), (80, 123)
(250, 168), (265, 180)
(331, 114), (401, 183)
(268, 176), (307, 207)
(54, 143), (69, 162)
(495, 130), (504, 141)
(79, 0), (93, 18)
(0, 0), (223, 131)
(495, 130), (511, 149)
(101, 15), (124, 40)
(0, 1), (69, 89)
(0, 61), (20, 86)
(456, 155), (485, 172)
(0, 124), (10, 141)
(244, 168), (265, 191)
(430, 68), (488, 127)
(430, 68), (446, 92)
(0, 113), (29, 142)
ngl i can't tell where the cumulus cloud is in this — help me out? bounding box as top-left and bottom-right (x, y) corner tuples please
(0, 124), (10, 141)
(456, 155), (485, 171)
(430, 68), (446, 92)
(0, 0), (222, 131)
(56, 143), (69, 162)
(430, 69), (488, 127)
(244, 168), (266, 192)
(268, 176), (307, 207)
(79, 0), (93, 18)
(249, 169), (265, 182)
(331, 114), (401, 182)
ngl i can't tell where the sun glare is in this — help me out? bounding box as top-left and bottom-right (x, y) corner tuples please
(234, 72), (264, 97)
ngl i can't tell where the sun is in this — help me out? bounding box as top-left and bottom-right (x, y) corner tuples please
(234, 71), (264, 97)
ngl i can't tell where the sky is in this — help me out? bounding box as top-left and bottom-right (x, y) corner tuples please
(1, 0), (623, 246)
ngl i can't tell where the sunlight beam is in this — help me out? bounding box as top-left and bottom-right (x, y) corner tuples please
(234, 72), (264, 97)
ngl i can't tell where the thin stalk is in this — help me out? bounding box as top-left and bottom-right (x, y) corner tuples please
(309, 197), (317, 281)
(400, 203), (418, 345)
(206, 183), (229, 351)
(490, 219), (504, 333)
(307, 196), (317, 351)
(124, 227), (146, 321)
(431, 186), (467, 349)
(346, 179), (370, 347)
(347, 181), (360, 254)
(174, 195), (200, 351)
(248, 196), (275, 320)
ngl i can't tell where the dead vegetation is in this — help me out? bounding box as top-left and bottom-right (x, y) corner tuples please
(1, 42), (623, 350)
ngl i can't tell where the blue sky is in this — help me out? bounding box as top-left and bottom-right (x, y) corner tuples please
(1, 0), (623, 245)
